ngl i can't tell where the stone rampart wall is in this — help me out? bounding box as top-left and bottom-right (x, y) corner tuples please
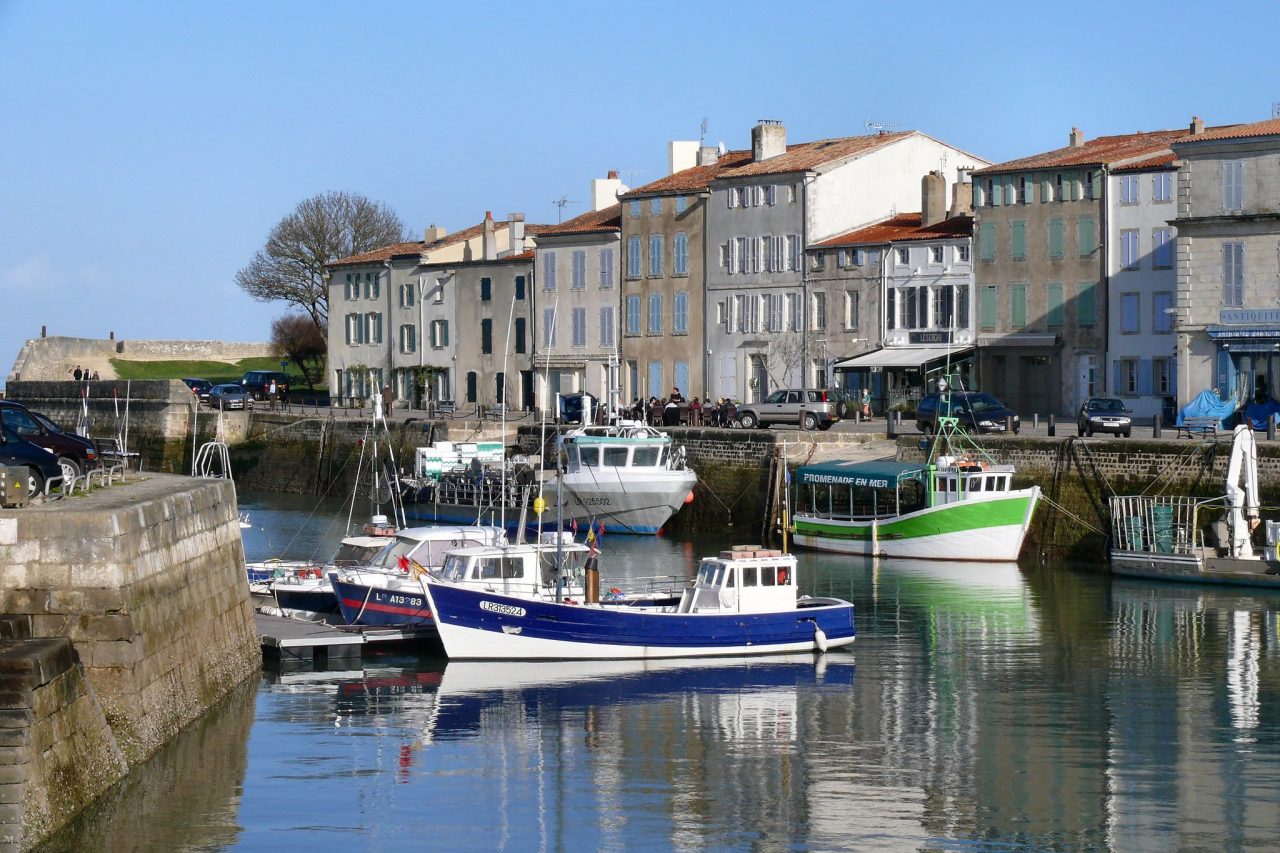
(0, 476), (260, 847)
(8, 337), (273, 383)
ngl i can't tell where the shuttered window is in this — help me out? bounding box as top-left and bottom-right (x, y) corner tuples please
(1011, 221), (1026, 260)
(1010, 284), (1027, 328)
(1046, 283), (1064, 327)
(1077, 217), (1096, 256)
(979, 286), (997, 330)
(979, 222), (996, 261)
(1078, 282), (1096, 327)
(1048, 219), (1065, 258)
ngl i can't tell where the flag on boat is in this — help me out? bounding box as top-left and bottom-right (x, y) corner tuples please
(570, 518), (578, 535)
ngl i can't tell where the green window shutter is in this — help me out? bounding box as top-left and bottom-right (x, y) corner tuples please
(1049, 219), (1064, 258)
(1010, 284), (1027, 328)
(1041, 176), (1052, 203)
(992, 180), (1003, 206)
(1047, 283), (1064, 326)
(979, 222), (996, 260)
(1011, 221), (1026, 260)
(1078, 281), (1096, 327)
(1077, 217), (1095, 256)
(466, 372), (477, 403)
(1092, 170), (1104, 200)
(980, 286), (998, 329)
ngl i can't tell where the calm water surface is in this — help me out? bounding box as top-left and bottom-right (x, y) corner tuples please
(41, 492), (1280, 851)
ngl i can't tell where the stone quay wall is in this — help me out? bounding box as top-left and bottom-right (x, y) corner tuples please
(7, 336), (273, 383)
(0, 476), (260, 849)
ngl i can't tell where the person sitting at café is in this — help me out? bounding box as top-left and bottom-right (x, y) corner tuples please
(689, 396), (702, 426)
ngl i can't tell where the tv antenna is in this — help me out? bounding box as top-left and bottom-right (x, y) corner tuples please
(551, 195), (575, 223)
(620, 168), (645, 187)
(699, 117), (709, 144)
(865, 119), (900, 134)
(1273, 101), (1280, 119)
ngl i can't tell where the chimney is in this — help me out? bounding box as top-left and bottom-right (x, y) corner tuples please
(590, 171), (628, 211)
(482, 211), (496, 260)
(424, 224), (447, 243)
(1069, 127), (1085, 148)
(1190, 115), (1205, 135)
(751, 120), (786, 162)
(669, 141), (698, 175)
(508, 213), (526, 254)
(949, 169), (974, 218)
(697, 145), (719, 166)
(922, 171), (947, 227)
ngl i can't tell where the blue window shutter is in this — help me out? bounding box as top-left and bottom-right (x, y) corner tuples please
(1113, 360), (1124, 394)
(1137, 360), (1154, 396)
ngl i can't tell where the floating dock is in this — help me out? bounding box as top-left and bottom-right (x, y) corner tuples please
(254, 611), (437, 664)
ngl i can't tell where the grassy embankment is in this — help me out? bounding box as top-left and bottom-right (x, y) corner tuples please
(109, 357), (323, 391)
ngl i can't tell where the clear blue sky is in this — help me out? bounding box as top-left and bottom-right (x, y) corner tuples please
(2, 0), (1277, 382)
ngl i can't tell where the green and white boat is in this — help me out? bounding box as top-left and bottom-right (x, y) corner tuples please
(788, 414), (1039, 561)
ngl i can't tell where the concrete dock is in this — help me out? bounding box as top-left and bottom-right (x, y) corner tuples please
(254, 611), (436, 664)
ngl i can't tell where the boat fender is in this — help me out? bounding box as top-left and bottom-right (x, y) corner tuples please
(812, 621), (829, 654)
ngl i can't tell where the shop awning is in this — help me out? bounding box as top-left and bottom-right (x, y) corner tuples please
(796, 459), (924, 489)
(834, 346), (973, 370)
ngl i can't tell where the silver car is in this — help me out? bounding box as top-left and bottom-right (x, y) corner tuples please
(736, 389), (840, 431)
(208, 384), (254, 411)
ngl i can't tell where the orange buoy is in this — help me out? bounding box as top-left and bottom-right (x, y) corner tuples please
(683, 491), (695, 504)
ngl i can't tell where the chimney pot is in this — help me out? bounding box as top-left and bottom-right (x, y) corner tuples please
(697, 145), (719, 166)
(1190, 116), (1205, 135)
(751, 120), (786, 162)
(922, 171), (947, 227)
(607, 170), (618, 179)
(1069, 127), (1085, 148)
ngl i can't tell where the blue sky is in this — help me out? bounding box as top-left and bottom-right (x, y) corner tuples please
(2, 0), (1277, 379)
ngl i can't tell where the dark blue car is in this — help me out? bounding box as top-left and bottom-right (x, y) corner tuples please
(0, 423), (62, 498)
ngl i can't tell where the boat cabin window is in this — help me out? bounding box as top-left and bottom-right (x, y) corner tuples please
(724, 568), (735, 587)
(477, 556), (523, 580)
(440, 554), (469, 581)
(578, 446), (600, 467)
(698, 562), (724, 586)
(373, 537), (420, 569)
(758, 565), (791, 587)
(632, 447), (659, 467)
(741, 566), (757, 586)
(331, 542), (385, 566)
(603, 447), (629, 467)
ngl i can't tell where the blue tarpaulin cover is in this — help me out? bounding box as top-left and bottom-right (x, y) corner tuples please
(1177, 390), (1237, 427)
(1244, 400), (1280, 429)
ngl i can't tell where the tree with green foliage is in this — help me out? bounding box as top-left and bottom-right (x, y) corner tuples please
(271, 313), (328, 389)
(236, 191), (406, 328)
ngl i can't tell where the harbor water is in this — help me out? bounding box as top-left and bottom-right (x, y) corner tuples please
(39, 492), (1280, 851)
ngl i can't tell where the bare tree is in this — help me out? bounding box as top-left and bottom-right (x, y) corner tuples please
(236, 192), (407, 327)
(763, 332), (806, 389)
(271, 313), (328, 389)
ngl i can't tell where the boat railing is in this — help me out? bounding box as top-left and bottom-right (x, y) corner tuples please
(602, 574), (687, 599)
(427, 477), (532, 509)
(1109, 495), (1225, 555)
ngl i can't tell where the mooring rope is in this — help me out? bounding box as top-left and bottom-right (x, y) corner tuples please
(1039, 492), (1107, 536)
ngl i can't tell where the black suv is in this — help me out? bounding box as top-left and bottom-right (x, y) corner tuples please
(0, 401), (98, 481)
(1077, 397), (1132, 437)
(916, 391), (1019, 435)
(240, 371), (290, 401)
(183, 378), (213, 403)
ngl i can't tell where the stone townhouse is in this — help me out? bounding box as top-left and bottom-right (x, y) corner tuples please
(619, 148), (733, 405)
(1170, 116), (1280, 410)
(327, 214), (540, 408)
(705, 120), (987, 404)
(819, 172), (976, 414)
(532, 172), (625, 411)
(971, 126), (1194, 416)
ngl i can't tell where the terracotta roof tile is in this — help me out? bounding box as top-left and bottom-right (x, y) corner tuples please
(975, 128), (1200, 175)
(538, 204), (622, 236)
(1111, 153), (1178, 173)
(811, 213), (973, 249)
(620, 152), (753, 197)
(330, 220), (553, 268)
(715, 131), (914, 179)
(1176, 117), (1280, 143)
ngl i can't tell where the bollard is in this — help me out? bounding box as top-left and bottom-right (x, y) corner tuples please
(887, 413), (896, 438)
(1153, 415), (1162, 439)
(854, 410), (861, 425)
(1269, 419), (1277, 442)
(1005, 415), (1014, 433)
(1034, 413), (1039, 429)
(1048, 414), (1056, 437)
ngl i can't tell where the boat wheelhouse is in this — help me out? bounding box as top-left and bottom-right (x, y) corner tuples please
(789, 457), (1039, 562)
(544, 422), (697, 535)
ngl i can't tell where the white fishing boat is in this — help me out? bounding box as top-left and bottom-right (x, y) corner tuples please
(421, 546), (855, 661)
(542, 421), (697, 535)
(1110, 424), (1280, 585)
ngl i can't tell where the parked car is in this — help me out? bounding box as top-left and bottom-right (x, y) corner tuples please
(735, 389), (840, 431)
(0, 400), (98, 481)
(183, 378), (213, 403)
(915, 391), (1020, 435)
(1077, 397), (1132, 437)
(0, 423), (62, 499)
(209, 384), (254, 411)
(240, 371), (290, 401)
(826, 388), (860, 420)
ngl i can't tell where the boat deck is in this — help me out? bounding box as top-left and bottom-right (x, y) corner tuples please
(255, 611), (438, 664)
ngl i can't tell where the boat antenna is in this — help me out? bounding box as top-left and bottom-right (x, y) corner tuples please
(499, 287), (518, 535)
(536, 296), (560, 544)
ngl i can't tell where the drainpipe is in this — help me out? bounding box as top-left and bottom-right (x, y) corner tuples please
(801, 174), (816, 387)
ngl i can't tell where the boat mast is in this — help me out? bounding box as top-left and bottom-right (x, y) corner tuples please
(499, 289), (518, 534)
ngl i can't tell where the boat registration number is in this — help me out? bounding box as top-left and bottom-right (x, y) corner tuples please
(387, 595), (422, 606)
(573, 496), (612, 507)
(481, 601), (527, 617)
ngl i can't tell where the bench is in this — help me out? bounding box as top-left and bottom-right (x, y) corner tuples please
(1177, 416), (1221, 439)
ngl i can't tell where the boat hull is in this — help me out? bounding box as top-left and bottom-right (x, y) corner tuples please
(331, 577), (434, 628)
(1111, 551), (1280, 587)
(791, 488), (1040, 562)
(423, 581), (855, 661)
(273, 585), (339, 615)
(544, 469), (697, 535)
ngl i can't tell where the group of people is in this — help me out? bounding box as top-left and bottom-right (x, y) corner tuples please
(626, 388), (743, 427)
(67, 365), (100, 381)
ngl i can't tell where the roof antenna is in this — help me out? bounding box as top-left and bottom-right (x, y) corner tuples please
(699, 117), (709, 145)
(865, 119), (900, 135)
(1273, 102), (1280, 119)
(551, 195), (575, 223)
